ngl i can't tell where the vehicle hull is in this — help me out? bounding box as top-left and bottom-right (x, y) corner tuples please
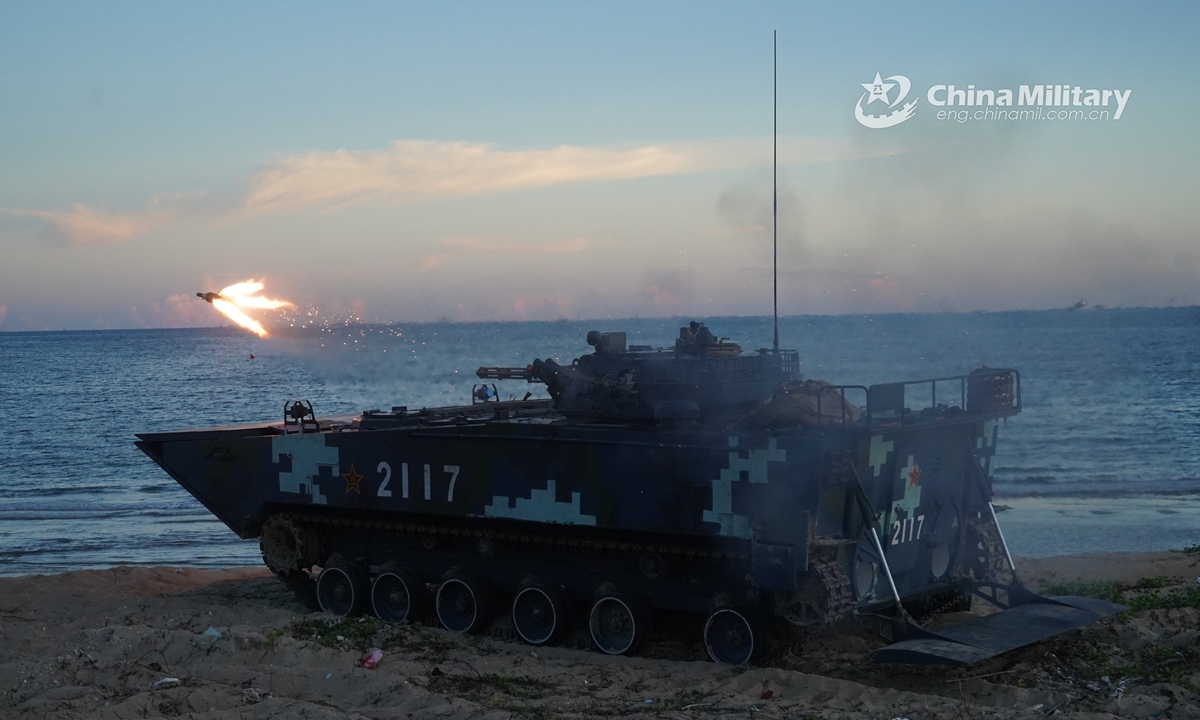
(137, 411), (1004, 612)
(137, 364), (1124, 664)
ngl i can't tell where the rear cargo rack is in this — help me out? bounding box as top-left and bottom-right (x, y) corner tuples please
(817, 368), (1020, 427)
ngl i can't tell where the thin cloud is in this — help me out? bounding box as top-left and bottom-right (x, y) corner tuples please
(242, 136), (874, 214)
(2, 136), (887, 246)
(419, 235), (592, 271)
(243, 141), (691, 213)
(1, 191), (211, 246)
(2, 205), (170, 246)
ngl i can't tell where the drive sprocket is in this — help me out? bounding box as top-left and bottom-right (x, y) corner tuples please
(260, 514), (325, 610)
(962, 512), (1011, 584)
(260, 514), (321, 574)
(773, 552), (855, 634)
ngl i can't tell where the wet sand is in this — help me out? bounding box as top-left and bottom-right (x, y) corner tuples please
(997, 496), (1200, 558)
(2, 551), (1198, 719)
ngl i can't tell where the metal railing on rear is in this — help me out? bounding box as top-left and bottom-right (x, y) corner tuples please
(814, 368), (1021, 428)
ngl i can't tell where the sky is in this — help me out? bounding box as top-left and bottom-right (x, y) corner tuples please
(1, 1), (1197, 330)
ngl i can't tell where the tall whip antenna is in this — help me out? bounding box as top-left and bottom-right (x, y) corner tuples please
(772, 30), (779, 352)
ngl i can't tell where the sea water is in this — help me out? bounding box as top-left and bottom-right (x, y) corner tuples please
(1, 308), (1198, 575)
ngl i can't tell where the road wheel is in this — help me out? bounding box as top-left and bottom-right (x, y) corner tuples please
(588, 594), (647, 655)
(703, 607), (763, 665)
(316, 557), (368, 617)
(512, 584), (570, 646)
(435, 577), (492, 633)
(371, 568), (429, 624)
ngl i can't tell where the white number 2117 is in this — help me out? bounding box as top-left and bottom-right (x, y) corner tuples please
(376, 462), (460, 501)
(890, 514), (925, 545)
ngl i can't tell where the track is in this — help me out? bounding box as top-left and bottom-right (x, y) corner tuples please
(260, 510), (863, 663)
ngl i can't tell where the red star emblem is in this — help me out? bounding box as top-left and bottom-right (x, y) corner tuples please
(907, 463), (922, 488)
(342, 465), (364, 494)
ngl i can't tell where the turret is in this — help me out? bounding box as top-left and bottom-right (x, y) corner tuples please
(477, 322), (800, 426)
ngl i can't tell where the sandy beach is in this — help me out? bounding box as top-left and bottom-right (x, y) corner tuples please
(2, 551), (1198, 719)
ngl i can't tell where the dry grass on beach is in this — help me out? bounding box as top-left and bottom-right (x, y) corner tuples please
(2, 551), (1199, 719)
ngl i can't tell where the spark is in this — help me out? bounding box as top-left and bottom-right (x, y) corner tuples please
(209, 279), (293, 336)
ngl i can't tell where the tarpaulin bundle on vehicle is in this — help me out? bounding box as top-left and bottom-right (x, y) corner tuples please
(749, 379), (863, 428)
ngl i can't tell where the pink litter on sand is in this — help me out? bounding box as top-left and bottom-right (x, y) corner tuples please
(360, 649), (384, 669)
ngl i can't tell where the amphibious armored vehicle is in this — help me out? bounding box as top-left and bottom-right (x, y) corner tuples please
(136, 322), (1123, 665)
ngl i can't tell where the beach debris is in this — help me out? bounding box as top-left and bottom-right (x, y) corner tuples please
(644, 698), (654, 704)
(431, 667), (444, 676)
(151, 677), (180, 689)
(73, 648), (96, 664)
(1102, 675), (1127, 700)
(760, 690), (774, 700)
(193, 626), (224, 651)
(359, 648), (384, 669)
(241, 687), (272, 704)
(325, 673), (332, 679)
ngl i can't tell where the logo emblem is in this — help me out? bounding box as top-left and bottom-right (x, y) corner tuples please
(855, 72), (918, 129)
(907, 463), (922, 488)
(342, 464), (364, 494)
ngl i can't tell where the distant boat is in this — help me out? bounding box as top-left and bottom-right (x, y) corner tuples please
(1068, 300), (1086, 311)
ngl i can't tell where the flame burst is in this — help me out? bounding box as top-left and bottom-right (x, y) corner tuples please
(211, 280), (293, 336)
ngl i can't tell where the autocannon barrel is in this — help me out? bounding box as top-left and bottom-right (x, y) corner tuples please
(475, 366), (541, 382)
